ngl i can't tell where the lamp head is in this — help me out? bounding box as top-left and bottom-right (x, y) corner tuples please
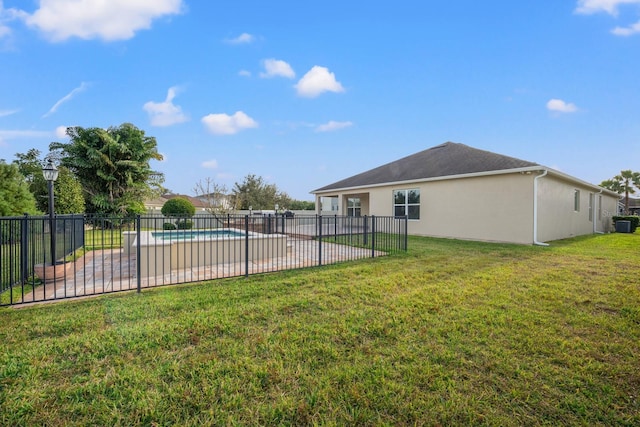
(42, 159), (59, 182)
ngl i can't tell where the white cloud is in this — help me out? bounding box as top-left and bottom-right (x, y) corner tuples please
(295, 66), (345, 98)
(612, 19), (640, 34)
(0, 3), (23, 40)
(315, 120), (353, 132)
(575, 0), (640, 15)
(143, 86), (189, 127)
(55, 125), (68, 138)
(201, 111), (258, 135)
(201, 159), (219, 169)
(225, 32), (255, 44)
(0, 130), (50, 137)
(0, 129), (52, 146)
(0, 108), (19, 117)
(43, 82), (89, 117)
(0, 23), (10, 39)
(238, 70), (251, 77)
(575, 1), (640, 36)
(260, 59), (295, 79)
(21, 0), (184, 42)
(546, 98), (579, 113)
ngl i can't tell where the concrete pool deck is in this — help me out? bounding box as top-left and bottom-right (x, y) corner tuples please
(15, 237), (386, 305)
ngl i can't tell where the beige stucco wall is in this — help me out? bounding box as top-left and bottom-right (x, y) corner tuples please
(536, 175), (618, 242)
(397, 173), (534, 244)
(315, 171), (619, 245)
(318, 173), (536, 244)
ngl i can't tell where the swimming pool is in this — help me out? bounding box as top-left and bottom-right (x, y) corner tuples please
(124, 228), (288, 278)
(151, 229), (245, 241)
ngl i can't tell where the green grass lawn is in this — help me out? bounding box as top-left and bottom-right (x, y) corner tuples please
(1, 233), (639, 426)
(84, 227), (123, 250)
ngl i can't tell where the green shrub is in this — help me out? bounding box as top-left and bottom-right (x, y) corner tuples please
(163, 222), (176, 230)
(161, 197), (195, 218)
(612, 215), (639, 233)
(176, 220), (193, 230)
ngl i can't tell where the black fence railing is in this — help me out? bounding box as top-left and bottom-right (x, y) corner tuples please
(1, 214), (407, 306)
(0, 214), (84, 296)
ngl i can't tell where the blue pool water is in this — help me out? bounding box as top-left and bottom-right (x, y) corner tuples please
(152, 229), (245, 241)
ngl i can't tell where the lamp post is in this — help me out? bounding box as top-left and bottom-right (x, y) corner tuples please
(42, 159), (59, 266)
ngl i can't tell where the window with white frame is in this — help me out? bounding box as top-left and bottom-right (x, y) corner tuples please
(320, 196), (339, 212)
(588, 193), (594, 221)
(393, 189), (420, 219)
(574, 189), (580, 212)
(347, 197), (361, 217)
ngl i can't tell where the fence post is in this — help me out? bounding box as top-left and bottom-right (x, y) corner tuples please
(20, 213), (29, 286)
(244, 215), (249, 277)
(318, 215), (323, 266)
(334, 214), (337, 242)
(363, 215), (368, 246)
(371, 215), (376, 258)
(404, 215), (408, 251)
(136, 215), (142, 293)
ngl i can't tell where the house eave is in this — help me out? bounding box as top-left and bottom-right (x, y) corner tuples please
(312, 166), (618, 198)
(543, 168), (619, 197)
(312, 166), (543, 195)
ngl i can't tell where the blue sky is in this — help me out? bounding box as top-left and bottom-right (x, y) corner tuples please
(1, 1), (639, 201)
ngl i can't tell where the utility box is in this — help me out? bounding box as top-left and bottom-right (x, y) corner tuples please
(615, 220), (631, 233)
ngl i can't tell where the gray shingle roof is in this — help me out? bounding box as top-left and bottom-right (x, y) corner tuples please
(313, 142), (539, 192)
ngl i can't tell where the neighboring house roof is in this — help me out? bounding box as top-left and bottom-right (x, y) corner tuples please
(314, 142), (539, 193)
(194, 193), (232, 207)
(145, 197), (168, 208)
(628, 197), (640, 208)
(163, 194), (207, 209)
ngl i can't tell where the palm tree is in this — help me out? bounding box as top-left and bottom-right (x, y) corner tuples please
(50, 123), (164, 216)
(601, 170), (640, 214)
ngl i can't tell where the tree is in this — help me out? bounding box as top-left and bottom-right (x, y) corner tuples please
(50, 123), (164, 216)
(161, 197), (196, 217)
(194, 177), (232, 215)
(288, 200), (315, 210)
(0, 161), (38, 216)
(601, 170), (640, 214)
(48, 167), (86, 214)
(13, 149), (85, 214)
(231, 174), (291, 210)
(13, 149), (43, 187)
(161, 197), (195, 229)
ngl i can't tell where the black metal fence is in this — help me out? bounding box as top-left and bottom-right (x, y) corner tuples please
(1, 214), (407, 307)
(0, 214), (84, 295)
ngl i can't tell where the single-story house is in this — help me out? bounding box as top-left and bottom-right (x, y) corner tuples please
(194, 192), (233, 211)
(144, 194), (209, 213)
(312, 142), (620, 245)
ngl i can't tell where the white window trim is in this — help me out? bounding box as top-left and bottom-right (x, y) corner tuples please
(393, 189), (420, 220)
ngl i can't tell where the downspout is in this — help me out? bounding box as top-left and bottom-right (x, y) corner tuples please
(533, 169), (549, 246)
(594, 189), (604, 234)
